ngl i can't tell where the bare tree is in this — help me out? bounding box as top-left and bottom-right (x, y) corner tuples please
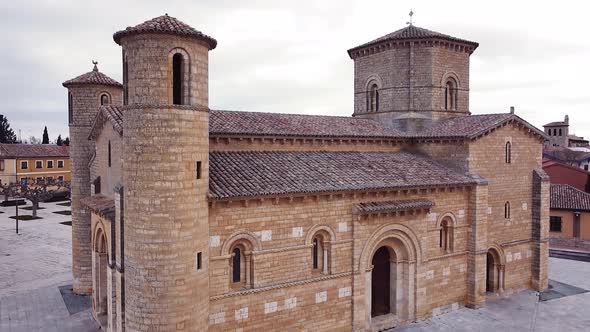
(17, 179), (68, 217)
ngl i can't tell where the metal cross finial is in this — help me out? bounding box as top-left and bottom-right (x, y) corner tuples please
(406, 9), (414, 26)
(92, 60), (98, 72)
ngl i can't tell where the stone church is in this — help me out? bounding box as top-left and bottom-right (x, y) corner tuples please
(63, 14), (549, 332)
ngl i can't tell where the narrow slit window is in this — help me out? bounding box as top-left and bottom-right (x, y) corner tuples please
(172, 53), (183, 105)
(122, 50), (128, 105)
(312, 238), (319, 269)
(108, 141), (112, 167)
(68, 93), (73, 124)
(505, 202), (511, 219)
(196, 161), (202, 179)
(196, 252), (202, 270)
(505, 142), (511, 164)
(100, 94), (110, 106)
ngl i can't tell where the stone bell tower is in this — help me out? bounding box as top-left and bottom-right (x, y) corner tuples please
(114, 14), (216, 331)
(348, 23), (478, 132)
(63, 64), (123, 295)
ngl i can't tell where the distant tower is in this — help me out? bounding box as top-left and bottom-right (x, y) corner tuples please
(348, 20), (478, 132)
(63, 63), (123, 295)
(543, 115), (570, 148)
(114, 14), (216, 331)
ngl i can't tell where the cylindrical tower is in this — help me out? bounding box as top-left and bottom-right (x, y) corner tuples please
(115, 14), (215, 331)
(63, 64), (123, 295)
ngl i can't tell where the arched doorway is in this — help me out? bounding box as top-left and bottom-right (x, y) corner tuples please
(93, 228), (108, 322)
(486, 248), (505, 294)
(371, 246), (393, 317)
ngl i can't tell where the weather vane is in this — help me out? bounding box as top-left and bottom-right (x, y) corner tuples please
(92, 60), (98, 71)
(406, 9), (414, 26)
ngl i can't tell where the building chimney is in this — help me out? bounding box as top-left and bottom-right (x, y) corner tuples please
(510, 106), (515, 114)
(565, 115), (569, 124)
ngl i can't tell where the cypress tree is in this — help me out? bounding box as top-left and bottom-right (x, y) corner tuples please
(42, 126), (49, 144)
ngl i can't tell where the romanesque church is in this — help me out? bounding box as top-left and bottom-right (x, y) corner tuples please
(63, 14), (549, 332)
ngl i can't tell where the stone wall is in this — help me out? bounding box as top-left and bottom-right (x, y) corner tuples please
(69, 84), (122, 295)
(123, 106), (209, 331)
(93, 125), (122, 198)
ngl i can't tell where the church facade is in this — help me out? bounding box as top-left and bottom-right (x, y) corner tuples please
(63, 15), (549, 332)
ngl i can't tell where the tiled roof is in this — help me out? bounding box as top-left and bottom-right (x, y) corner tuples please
(0, 144), (69, 159)
(544, 121), (567, 127)
(543, 147), (590, 162)
(348, 25), (478, 56)
(210, 110), (402, 138)
(401, 113), (546, 140)
(209, 151), (476, 199)
(113, 14), (217, 49)
(63, 64), (122, 88)
(80, 194), (116, 221)
(550, 184), (590, 211)
(568, 134), (588, 142)
(90, 108), (544, 141)
(89, 105), (123, 139)
(355, 199), (434, 215)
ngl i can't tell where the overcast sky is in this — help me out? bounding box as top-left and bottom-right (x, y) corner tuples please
(1, 0), (589, 141)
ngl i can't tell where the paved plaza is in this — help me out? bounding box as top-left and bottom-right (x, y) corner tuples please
(1, 200), (590, 331)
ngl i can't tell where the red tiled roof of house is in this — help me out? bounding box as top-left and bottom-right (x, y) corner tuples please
(209, 151), (477, 199)
(62, 64), (122, 88)
(113, 14), (217, 49)
(210, 110), (403, 138)
(355, 199), (434, 215)
(551, 184), (590, 211)
(543, 121), (568, 127)
(348, 25), (478, 57)
(0, 144), (69, 159)
(80, 194), (115, 221)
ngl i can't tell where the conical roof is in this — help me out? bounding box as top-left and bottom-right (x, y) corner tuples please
(113, 14), (217, 49)
(62, 63), (122, 88)
(348, 25), (478, 56)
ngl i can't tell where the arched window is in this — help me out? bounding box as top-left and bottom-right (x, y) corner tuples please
(505, 142), (511, 164)
(232, 247), (241, 283)
(444, 79), (458, 110)
(310, 230), (331, 274)
(439, 218), (454, 253)
(504, 202), (511, 219)
(369, 84), (379, 112)
(559, 128), (562, 136)
(172, 53), (183, 105)
(68, 93), (73, 124)
(100, 94), (110, 106)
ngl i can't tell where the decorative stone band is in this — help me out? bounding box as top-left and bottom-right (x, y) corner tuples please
(354, 199), (434, 215)
(210, 272), (352, 300)
(80, 194), (116, 222)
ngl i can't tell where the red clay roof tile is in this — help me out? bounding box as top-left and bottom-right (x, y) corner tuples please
(113, 14), (217, 49)
(551, 184), (590, 211)
(0, 144), (69, 159)
(62, 64), (122, 88)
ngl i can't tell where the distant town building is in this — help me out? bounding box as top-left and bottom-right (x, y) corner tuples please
(550, 184), (590, 250)
(543, 147), (590, 171)
(542, 159), (589, 192)
(0, 144), (70, 185)
(543, 115), (589, 148)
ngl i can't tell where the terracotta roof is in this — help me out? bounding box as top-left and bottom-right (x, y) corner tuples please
(89, 105), (123, 139)
(348, 25), (478, 57)
(80, 195), (116, 221)
(401, 113), (546, 140)
(543, 147), (590, 162)
(355, 199), (434, 215)
(209, 151), (476, 200)
(0, 144), (69, 159)
(568, 134), (588, 142)
(210, 110), (402, 138)
(550, 184), (590, 211)
(63, 64), (122, 88)
(543, 121), (568, 127)
(113, 14), (217, 49)
(89, 108), (544, 142)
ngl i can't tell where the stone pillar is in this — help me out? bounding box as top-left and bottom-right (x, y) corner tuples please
(123, 106), (209, 331)
(114, 186), (125, 332)
(532, 169), (550, 291)
(466, 180), (489, 308)
(64, 70), (122, 295)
